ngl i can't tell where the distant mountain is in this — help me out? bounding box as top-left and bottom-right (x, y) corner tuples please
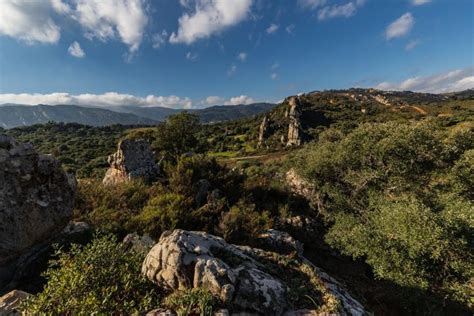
(109, 103), (276, 124)
(191, 103), (277, 123)
(0, 104), (158, 129)
(0, 102), (277, 128)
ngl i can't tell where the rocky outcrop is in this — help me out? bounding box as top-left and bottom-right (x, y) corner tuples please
(286, 97), (303, 147)
(286, 169), (314, 197)
(143, 230), (368, 315)
(102, 139), (159, 185)
(258, 229), (303, 256)
(142, 230), (288, 315)
(0, 290), (31, 315)
(257, 115), (269, 148)
(0, 135), (75, 265)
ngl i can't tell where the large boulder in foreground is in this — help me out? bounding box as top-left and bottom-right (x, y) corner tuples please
(143, 230), (368, 316)
(142, 230), (288, 315)
(103, 138), (159, 185)
(0, 136), (75, 265)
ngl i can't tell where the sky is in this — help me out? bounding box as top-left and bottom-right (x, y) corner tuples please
(0, 0), (472, 109)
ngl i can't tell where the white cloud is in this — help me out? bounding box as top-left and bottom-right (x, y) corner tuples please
(270, 73), (278, 80)
(186, 51), (198, 61)
(271, 62), (279, 70)
(71, 0), (148, 53)
(375, 67), (474, 93)
(237, 52), (247, 62)
(0, 92), (193, 109)
(152, 30), (168, 49)
(68, 41), (85, 58)
(266, 23), (279, 34)
(224, 95), (255, 105)
(227, 64), (237, 76)
(203, 95), (225, 105)
(405, 39), (419, 51)
(298, 0), (327, 10)
(317, 0), (366, 21)
(385, 12), (414, 40)
(412, 0), (431, 5)
(170, 0), (253, 44)
(285, 24), (295, 34)
(0, 0), (149, 53)
(0, 0), (61, 44)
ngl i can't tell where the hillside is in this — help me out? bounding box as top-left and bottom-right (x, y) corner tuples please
(0, 104), (158, 128)
(0, 103), (277, 128)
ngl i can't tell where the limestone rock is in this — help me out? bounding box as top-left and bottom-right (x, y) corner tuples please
(145, 309), (177, 316)
(286, 96), (303, 147)
(102, 139), (158, 185)
(0, 290), (30, 315)
(142, 230), (288, 315)
(286, 169), (314, 197)
(123, 233), (155, 253)
(258, 229), (303, 256)
(257, 115), (269, 149)
(0, 136), (75, 265)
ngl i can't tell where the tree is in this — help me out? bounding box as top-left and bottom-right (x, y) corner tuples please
(153, 112), (204, 158)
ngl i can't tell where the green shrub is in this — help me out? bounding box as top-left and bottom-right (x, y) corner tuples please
(295, 120), (474, 308)
(134, 193), (192, 238)
(22, 234), (160, 315)
(164, 288), (215, 316)
(218, 203), (273, 244)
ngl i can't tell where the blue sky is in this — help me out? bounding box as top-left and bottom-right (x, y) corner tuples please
(0, 0), (472, 108)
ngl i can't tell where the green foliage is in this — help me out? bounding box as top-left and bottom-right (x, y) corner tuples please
(22, 234), (160, 315)
(218, 203), (273, 244)
(134, 193), (192, 239)
(153, 112), (205, 157)
(164, 289), (215, 316)
(295, 120), (474, 308)
(5, 122), (126, 178)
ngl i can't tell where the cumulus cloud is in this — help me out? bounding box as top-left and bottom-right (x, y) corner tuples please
(203, 95), (225, 105)
(223, 95), (255, 105)
(317, 0), (366, 21)
(412, 0), (431, 5)
(68, 41), (85, 57)
(237, 52), (247, 62)
(71, 0), (148, 53)
(170, 0), (253, 44)
(0, 0), (61, 44)
(375, 67), (474, 93)
(385, 12), (414, 40)
(0, 92), (193, 109)
(270, 73), (278, 80)
(266, 23), (279, 34)
(0, 0), (148, 53)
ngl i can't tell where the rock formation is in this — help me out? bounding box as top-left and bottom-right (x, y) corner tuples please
(142, 230), (288, 315)
(102, 139), (159, 185)
(0, 290), (31, 315)
(143, 229), (368, 315)
(0, 135), (76, 265)
(286, 96), (303, 147)
(257, 115), (269, 148)
(286, 168), (314, 197)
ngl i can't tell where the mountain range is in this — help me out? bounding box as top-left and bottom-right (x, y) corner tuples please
(0, 103), (276, 129)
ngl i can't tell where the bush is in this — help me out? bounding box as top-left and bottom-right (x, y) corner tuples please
(133, 193), (192, 239)
(294, 120), (474, 308)
(163, 289), (215, 316)
(22, 234), (160, 315)
(218, 203), (273, 244)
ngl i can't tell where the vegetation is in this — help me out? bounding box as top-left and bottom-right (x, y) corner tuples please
(295, 120), (474, 308)
(22, 234), (160, 315)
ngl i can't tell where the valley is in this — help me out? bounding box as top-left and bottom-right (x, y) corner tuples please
(1, 88), (473, 315)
